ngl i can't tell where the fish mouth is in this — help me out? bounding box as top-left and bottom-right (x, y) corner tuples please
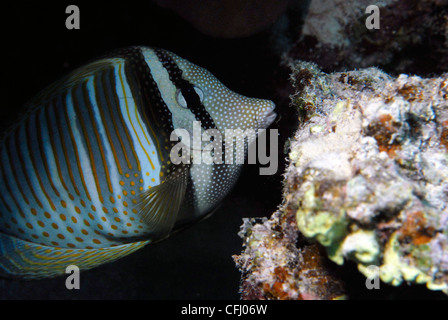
(261, 102), (277, 128)
(265, 109), (277, 125)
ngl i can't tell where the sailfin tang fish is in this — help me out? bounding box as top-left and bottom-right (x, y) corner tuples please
(0, 46), (276, 279)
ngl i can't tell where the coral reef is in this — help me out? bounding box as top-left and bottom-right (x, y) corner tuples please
(286, 62), (448, 293)
(235, 61), (448, 298)
(233, 209), (345, 300)
(274, 0), (448, 75)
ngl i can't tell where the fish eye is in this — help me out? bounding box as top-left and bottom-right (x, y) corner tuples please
(176, 89), (188, 108)
(193, 86), (204, 102)
(176, 86), (204, 109)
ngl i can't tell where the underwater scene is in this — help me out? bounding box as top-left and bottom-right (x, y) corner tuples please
(1, 0), (448, 304)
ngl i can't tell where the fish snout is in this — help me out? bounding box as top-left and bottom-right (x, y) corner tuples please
(260, 101), (277, 128)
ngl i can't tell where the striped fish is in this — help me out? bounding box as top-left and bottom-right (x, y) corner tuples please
(0, 46), (276, 279)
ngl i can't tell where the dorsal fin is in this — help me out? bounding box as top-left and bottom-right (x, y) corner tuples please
(30, 58), (123, 107)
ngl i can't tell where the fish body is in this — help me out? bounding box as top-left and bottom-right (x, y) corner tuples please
(0, 46), (276, 279)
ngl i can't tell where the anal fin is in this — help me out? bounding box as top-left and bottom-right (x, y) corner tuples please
(0, 232), (149, 280)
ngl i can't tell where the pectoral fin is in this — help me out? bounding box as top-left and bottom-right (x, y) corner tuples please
(136, 165), (189, 240)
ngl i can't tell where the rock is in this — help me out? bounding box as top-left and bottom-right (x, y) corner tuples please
(275, 0), (448, 75)
(234, 60), (448, 298)
(233, 209), (346, 300)
(285, 61), (448, 293)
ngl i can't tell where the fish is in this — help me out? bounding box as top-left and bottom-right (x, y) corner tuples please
(0, 46), (276, 279)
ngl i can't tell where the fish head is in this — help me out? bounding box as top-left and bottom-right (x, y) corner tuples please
(158, 50), (277, 136)
(148, 49), (277, 220)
